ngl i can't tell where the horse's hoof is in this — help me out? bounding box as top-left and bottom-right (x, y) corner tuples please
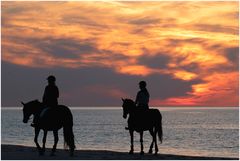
(154, 151), (158, 155)
(129, 150), (134, 154)
(148, 150), (153, 154)
(140, 151), (144, 155)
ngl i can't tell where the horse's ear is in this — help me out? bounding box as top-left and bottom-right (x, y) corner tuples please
(21, 101), (25, 106)
(121, 98), (125, 102)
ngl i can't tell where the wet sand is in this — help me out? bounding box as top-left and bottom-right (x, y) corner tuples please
(1, 144), (238, 160)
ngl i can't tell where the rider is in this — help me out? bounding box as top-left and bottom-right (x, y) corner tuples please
(125, 81), (150, 130)
(135, 81), (150, 110)
(31, 75), (59, 127)
(42, 75), (59, 108)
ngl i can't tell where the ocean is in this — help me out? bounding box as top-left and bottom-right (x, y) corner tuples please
(1, 107), (239, 158)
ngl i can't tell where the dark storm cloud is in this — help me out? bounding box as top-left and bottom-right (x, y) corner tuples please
(128, 17), (161, 25)
(192, 24), (238, 35)
(4, 36), (99, 59)
(146, 74), (202, 100)
(165, 38), (207, 47)
(34, 37), (98, 58)
(222, 47), (239, 72)
(1, 61), (200, 107)
(224, 47), (239, 65)
(138, 54), (171, 69)
(61, 15), (107, 29)
(179, 63), (200, 73)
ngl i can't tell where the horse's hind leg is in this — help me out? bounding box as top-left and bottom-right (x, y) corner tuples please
(154, 130), (158, 155)
(42, 130), (47, 154)
(148, 129), (154, 154)
(34, 128), (42, 155)
(140, 131), (144, 155)
(51, 130), (59, 156)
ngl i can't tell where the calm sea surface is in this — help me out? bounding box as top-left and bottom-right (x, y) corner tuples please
(1, 107), (239, 158)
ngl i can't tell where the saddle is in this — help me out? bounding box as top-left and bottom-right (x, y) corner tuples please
(40, 107), (50, 118)
(31, 107), (52, 127)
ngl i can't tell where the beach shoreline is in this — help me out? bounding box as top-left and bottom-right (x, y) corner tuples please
(1, 144), (238, 160)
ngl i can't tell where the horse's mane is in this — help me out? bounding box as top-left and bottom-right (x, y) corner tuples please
(26, 99), (41, 106)
(124, 98), (136, 107)
(125, 98), (134, 103)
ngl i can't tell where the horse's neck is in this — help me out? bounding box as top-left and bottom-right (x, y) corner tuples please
(33, 103), (44, 116)
(128, 106), (137, 116)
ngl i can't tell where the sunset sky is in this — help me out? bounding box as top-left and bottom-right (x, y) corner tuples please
(1, 1), (239, 107)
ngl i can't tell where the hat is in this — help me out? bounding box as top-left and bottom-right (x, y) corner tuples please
(47, 75), (56, 82)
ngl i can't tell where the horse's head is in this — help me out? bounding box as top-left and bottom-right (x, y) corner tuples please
(121, 98), (135, 119)
(21, 99), (41, 123)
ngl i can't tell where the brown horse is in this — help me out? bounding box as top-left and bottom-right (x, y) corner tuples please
(122, 98), (162, 155)
(22, 100), (75, 156)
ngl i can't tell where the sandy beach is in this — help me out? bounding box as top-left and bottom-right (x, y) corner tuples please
(1, 144), (238, 160)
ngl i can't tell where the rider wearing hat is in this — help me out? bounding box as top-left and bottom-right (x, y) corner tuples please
(125, 81), (150, 130)
(135, 81), (150, 110)
(31, 75), (59, 127)
(43, 75), (59, 108)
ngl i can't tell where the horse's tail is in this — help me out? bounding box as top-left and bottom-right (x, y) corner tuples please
(63, 107), (75, 153)
(157, 111), (163, 143)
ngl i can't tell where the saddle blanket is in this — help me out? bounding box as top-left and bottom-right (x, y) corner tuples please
(40, 107), (49, 118)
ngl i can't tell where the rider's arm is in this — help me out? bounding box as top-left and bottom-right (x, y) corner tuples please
(56, 86), (59, 98)
(135, 91), (140, 105)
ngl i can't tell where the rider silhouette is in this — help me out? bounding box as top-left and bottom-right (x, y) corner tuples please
(31, 75), (59, 127)
(125, 81), (150, 130)
(42, 75), (59, 108)
(135, 81), (149, 110)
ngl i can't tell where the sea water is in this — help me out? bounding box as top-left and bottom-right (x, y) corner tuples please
(1, 107), (239, 158)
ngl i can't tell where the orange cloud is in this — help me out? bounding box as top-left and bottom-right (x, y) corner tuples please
(117, 65), (153, 76)
(151, 72), (239, 107)
(172, 70), (198, 81)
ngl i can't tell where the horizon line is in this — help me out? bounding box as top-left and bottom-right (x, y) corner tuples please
(1, 106), (239, 110)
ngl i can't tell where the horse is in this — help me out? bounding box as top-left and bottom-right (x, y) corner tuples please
(21, 100), (75, 156)
(121, 98), (162, 155)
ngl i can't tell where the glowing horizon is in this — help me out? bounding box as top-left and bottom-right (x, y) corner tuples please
(1, 1), (239, 107)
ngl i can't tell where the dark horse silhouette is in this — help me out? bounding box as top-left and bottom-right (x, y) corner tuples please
(121, 98), (162, 155)
(21, 100), (75, 156)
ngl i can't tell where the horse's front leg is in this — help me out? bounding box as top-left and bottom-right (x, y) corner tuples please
(51, 130), (59, 156)
(34, 128), (42, 155)
(129, 130), (134, 154)
(140, 131), (144, 155)
(42, 130), (48, 154)
(148, 129), (154, 154)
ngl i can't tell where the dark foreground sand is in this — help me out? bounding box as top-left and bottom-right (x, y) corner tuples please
(1, 144), (238, 160)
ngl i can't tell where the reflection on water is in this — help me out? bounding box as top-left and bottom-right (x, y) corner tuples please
(1, 107), (239, 158)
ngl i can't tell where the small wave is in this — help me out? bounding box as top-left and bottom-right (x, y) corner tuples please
(210, 146), (239, 149)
